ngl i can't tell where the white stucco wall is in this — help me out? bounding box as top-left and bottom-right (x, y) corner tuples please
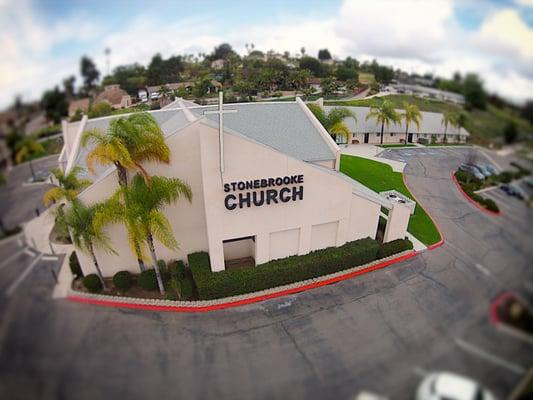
(383, 203), (411, 242)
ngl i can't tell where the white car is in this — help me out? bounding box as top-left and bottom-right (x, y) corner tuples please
(416, 372), (495, 400)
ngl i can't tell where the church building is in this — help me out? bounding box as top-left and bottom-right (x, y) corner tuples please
(59, 96), (414, 276)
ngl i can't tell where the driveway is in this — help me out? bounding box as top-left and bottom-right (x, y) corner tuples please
(0, 148), (532, 400)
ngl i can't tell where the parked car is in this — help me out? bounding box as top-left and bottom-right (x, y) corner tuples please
(473, 164), (493, 178)
(524, 177), (533, 189)
(459, 164), (485, 180)
(500, 183), (525, 200)
(483, 164), (498, 175)
(416, 372), (495, 400)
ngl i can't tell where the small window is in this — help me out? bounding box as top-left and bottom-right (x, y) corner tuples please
(390, 132), (394, 136)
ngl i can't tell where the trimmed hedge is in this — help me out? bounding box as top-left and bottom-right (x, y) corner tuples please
(190, 238), (382, 300)
(83, 274), (102, 293)
(69, 252), (83, 278)
(138, 269), (158, 291)
(113, 271), (132, 290)
(376, 238), (413, 259)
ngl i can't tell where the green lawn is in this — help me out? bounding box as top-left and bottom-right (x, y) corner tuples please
(378, 144), (416, 148)
(326, 94), (461, 113)
(339, 154), (441, 246)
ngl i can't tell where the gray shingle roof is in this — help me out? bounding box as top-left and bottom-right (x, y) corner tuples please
(69, 101), (336, 182)
(192, 102), (336, 161)
(323, 105), (469, 136)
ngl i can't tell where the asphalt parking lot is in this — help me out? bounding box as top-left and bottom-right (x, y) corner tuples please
(0, 147), (532, 400)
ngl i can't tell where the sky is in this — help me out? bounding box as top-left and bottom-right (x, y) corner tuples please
(1, 0), (533, 109)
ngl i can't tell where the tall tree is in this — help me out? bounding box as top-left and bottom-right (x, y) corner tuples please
(308, 104), (356, 144)
(365, 100), (401, 145)
(80, 56), (100, 94)
(441, 111), (458, 143)
(59, 200), (114, 289)
(318, 49), (332, 60)
(63, 76), (76, 99)
(463, 73), (486, 110)
(299, 56), (323, 77)
(95, 175), (192, 293)
(402, 102), (422, 143)
(41, 86), (68, 123)
(82, 112), (171, 270)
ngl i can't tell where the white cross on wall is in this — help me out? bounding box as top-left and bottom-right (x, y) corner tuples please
(203, 92), (237, 175)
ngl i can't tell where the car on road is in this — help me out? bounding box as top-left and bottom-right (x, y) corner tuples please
(501, 183), (526, 200)
(459, 164), (485, 180)
(416, 372), (495, 400)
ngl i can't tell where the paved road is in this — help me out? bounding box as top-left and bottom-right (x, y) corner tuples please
(0, 155), (58, 229)
(0, 148), (532, 400)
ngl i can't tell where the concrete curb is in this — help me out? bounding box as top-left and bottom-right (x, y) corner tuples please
(68, 250), (419, 312)
(0, 231), (24, 246)
(451, 171), (501, 216)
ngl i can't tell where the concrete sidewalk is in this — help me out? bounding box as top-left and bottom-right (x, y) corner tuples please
(23, 207), (73, 298)
(341, 144), (406, 172)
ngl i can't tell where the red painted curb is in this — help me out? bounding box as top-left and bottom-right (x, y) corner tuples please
(451, 171), (501, 216)
(489, 291), (514, 325)
(68, 251), (419, 313)
(401, 173), (445, 250)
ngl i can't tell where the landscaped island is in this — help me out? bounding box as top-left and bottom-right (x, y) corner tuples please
(339, 154), (441, 246)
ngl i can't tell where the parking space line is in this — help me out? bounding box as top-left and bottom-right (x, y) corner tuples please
(455, 338), (526, 375)
(474, 263), (491, 277)
(0, 247), (28, 271)
(5, 253), (43, 297)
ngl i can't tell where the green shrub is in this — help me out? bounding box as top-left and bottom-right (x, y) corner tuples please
(190, 238), (380, 300)
(168, 260), (186, 279)
(138, 269), (158, 291)
(497, 171), (514, 184)
(83, 274), (102, 293)
(88, 102), (113, 118)
(376, 239), (413, 259)
(179, 278), (194, 300)
(482, 198), (499, 212)
(112, 271), (132, 290)
(69, 251), (83, 278)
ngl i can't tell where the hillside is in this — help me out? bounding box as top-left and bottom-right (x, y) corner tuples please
(326, 94), (533, 145)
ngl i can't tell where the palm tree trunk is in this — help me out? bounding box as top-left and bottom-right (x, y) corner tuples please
(405, 123), (409, 143)
(444, 124), (447, 143)
(135, 242), (146, 272)
(147, 233), (165, 294)
(89, 243), (107, 290)
(115, 163), (128, 187)
(380, 122), (384, 145)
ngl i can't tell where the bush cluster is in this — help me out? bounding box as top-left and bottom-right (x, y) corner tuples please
(456, 171), (501, 213)
(138, 269), (158, 291)
(83, 274), (102, 293)
(167, 260), (194, 300)
(69, 251), (83, 279)
(190, 238), (414, 300)
(113, 271), (132, 290)
(376, 238), (413, 259)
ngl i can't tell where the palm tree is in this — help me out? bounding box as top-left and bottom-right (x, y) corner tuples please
(82, 112), (171, 271)
(43, 166), (91, 206)
(59, 200), (115, 289)
(365, 100), (401, 145)
(82, 112), (170, 187)
(308, 104), (356, 144)
(95, 175), (192, 293)
(456, 111), (468, 143)
(442, 111), (458, 143)
(402, 102), (422, 144)
(14, 136), (45, 165)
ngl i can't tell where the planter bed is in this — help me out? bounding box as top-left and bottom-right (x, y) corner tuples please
(452, 171), (501, 215)
(72, 238), (414, 304)
(492, 292), (533, 338)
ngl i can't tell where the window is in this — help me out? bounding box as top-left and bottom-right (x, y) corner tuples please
(390, 132), (394, 136)
(377, 132), (381, 136)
